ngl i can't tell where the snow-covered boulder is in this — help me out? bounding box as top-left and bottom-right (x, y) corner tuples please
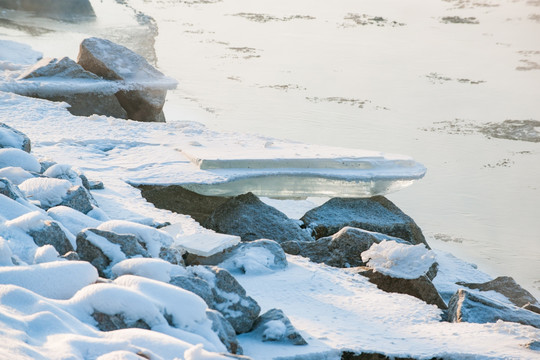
(456, 276), (539, 308)
(301, 196), (429, 246)
(47, 205), (102, 235)
(18, 57), (99, 80)
(0, 122), (31, 152)
(18, 177), (72, 208)
(43, 164), (84, 186)
(0, 177), (26, 202)
(77, 37), (174, 122)
(0, 148), (40, 172)
(206, 309), (243, 355)
(61, 185), (97, 214)
(249, 308), (307, 345)
(0, 166), (34, 185)
(282, 226), (411, 269)
(203, 192), (312, 243)
(0, 0), (96, 21)
(170, 266), (261, 334)
(448, 289), (540, 329)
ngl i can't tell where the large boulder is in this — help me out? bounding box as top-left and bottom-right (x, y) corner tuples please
(170, 266), (261, 334)
(0, 0), (95, 21)
(60, 185), (97, 214)
(137, 184), (230, 224)
(448, 289), (540, 329)
(203, 192), (312, 243)
(249, 308), (307, 345)
(301, 196), (428, 247)
(206, 309), (243, 355)
(77, 37), (172, 122)
(358, 268), (447, 310)
(282, 227), (410, 268)
(0, 123), (31, 152)
(457, 276), (539, 308)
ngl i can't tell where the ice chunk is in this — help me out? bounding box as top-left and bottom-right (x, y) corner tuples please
(164, 230), (240, 257)
(0, 148), (41, 172)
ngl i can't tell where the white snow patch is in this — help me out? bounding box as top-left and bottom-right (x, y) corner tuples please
(43, 164), (83, 186)
(0, 166), (34, 185)
(18, 177), (72, 208)
(111, 258), (187, 282)
(47, 205), (101, 236)
(0, 194), (33, 219)
(184, 344), (231, 360)
(262, 320), (287, 341)
(0, 236), (13, 266)
(5, 210), (49, 232)
(361, 240), (436, 279)
(0, 127), (24, 149)
(0, 148), (41, 172)
(221, 246), (279, 275)
(33, 245), (60, 264)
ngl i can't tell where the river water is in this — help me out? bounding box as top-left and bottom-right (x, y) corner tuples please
(2, 0), (539, 297)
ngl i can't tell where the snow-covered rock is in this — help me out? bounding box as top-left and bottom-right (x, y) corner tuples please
(217, 240), (288, 274)
(111, 258), (186, 283)
(47, 205), (102, 235)
(301, 196), (428, 246)
(0, 122), (31, 152)
(0, 166), (34, 185)
(203, 192), (312, 243)
(457, 276), (539, 308)
(18, 177), (72, 208)
(61, 185), (97, 214)
(249, 308), (307, 345)
(0, 148), (40, 172)
(18, 57), (99, 80)
(168, 231), (240, 258)
(207, 309), (243, 355)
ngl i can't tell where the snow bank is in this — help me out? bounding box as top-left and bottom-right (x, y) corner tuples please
(0, 148), (41, 172)
(361, 240), (435, 279)
(97, 220), (173, 258)
(18, 177), (72, 207)
(0, 261), (98, 299)
(0, 166), (34, 185)
(47, 205), (102, 235)
(111, 258), (187, 282)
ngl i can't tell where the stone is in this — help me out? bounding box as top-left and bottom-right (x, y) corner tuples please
(28, 220), (74, 256)
(0, 122), (31, 152)
(170, 275), (215, 305)
(206, 309), (243, 355)
(358, 267), (447, 310)
(250, 308), (307, 345)
(158, 246), (185, 266)
(448, 289), (540, 329)
(18, 57), (99, 80)
(137, 184), (230, 224)
(0, 0), (95, 21)
(456, 276), (539, 308)
(301, 196), (428, 247)
(77, 37), (173, 122)
(76, 228), (149, 277)
(203, 192), (312, 243)
(0, 178), (26, 201)
(60, 185), (97, 214)
(523, 303), (540, 315)
(282, 227), (410, 268)
(92, 311), (150, 332)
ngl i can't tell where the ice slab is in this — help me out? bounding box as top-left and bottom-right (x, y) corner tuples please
(162, 224), (240, 257)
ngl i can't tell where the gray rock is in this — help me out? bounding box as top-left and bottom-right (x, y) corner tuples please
(18, 57), (99, 80)
(159, 246), (185, 266)
(137, 184), (230, 224)
(457, 276), (539, 308)
(185, 239), (287, 273)
(92, 311), (150, 332)
(28, 220), (74, 256)
(0, 178), (26, 201)
(358, 267), (447, 310)
(0, 0), (95, 21)
(76, 228), (149, 277)
(524, 340), (540, 351)
(250, 308), (307, 345)
(60, 185), (96, 214)
(207, 309), (243, 355)
(170, 275), (215, 305)
(301, 196), (429, 247)
(283, 227), (410, 269)
(60, 251), (80, 261)
(77, 37), (170, 122)
(203, 192), (312, 243)
(0, 122), (31, 152)
(448, 289), (540, 328)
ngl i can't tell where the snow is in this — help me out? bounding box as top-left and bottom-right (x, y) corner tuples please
(262, 320), (287, 341)
(0, 261), (98, 299)
(0, 126), (24, 149)
(33, 245), (60, 264)
(165, 230), (240, 257)
(84, 230), (127, 265)
(0, 236), (13, 266)
(111, 258), (187, 282)
(361, 240), (436, 279)
(0, 166), (34, 185)
(0, 148), (41, 172)
(0, 39), (42, 70)
(18, 177), (72, 208)
(0, 193), (33, 219)
(220, 246), (280, 275)
(47, 205), (102, 235)
(4, 211), (49, 232)
(43, 164), (83, 186)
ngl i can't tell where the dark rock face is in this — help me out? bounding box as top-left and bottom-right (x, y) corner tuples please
(282, 227), (410, 268)
(358, 268), (447, 310)
(0, 0), (95, 21)
(0, 122), (31, 152)
(77, 37), (169, 122)
(448, 289), (540, 329)
(457, 276), (539, 308)
(28, 220), (74, 256)
(137, 184), (231, 224)
(76, 229), (149, 277)
(170, 266), (260, 334)
(0, 178), (26, 201)
(301, 196), (428, 247)
(92, 311), (150, 332)
(61, 185), (96, 214)
(250, 308), (307, 345)
(203, 192), (312, 243)
(206, 309), (243, 355)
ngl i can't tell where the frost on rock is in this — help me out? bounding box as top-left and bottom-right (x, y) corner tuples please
(250, 308), (307, 345)
(0, 148), (41, 172)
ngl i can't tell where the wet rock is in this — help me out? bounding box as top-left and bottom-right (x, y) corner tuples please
(76, 228), (149, 277)
(28, 220), (74, 256)
(250, 308), (307, 345)
(203, 192), (312, 243)
(282, 227), (410, 268)
(301, 196), (428, 247)
(207, 309), (243, 355)
(0, 0), (95, 21)
(60, 185), (96, 214)
(0, 122), (31, 152)
(358, 267), (447, 309)
(137, 184), (230, 224)
(457, 276), (539, 308)
(92, 311), (150, 332)
(448, 289), (540, 328)
(77, 37), (173, 122)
